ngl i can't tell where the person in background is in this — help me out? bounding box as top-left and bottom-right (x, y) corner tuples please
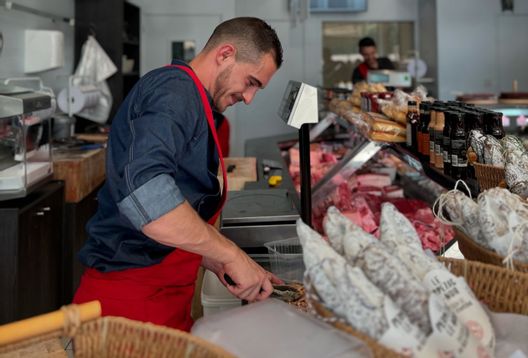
(351, 37), (395, 84)
(73, 17), (283, 331)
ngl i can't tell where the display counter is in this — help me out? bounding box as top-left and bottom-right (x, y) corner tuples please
(245, 110), (461, 254)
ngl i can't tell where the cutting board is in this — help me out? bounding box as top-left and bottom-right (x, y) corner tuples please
(218, 157), (257, 191)
(53, 148), (106, 203)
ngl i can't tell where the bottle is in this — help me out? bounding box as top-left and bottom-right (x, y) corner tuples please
(442, 111), (455, 176)
(480, 110), (503, 139)
(419, 103), (431, 161)
(406, 101), (419, 152)
(428, 105), (438, 165)
(450, 111), (468, 180)
(463, 110), (482, 179)
(434, 107), (446, 169)
(465, 110), (484, 133)
(489, 111), (506, 139)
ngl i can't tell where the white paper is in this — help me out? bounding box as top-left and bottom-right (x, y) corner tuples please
(422, 295), (492, 358)
(379, 296), (431, 356)
(424, 269), (495, 351)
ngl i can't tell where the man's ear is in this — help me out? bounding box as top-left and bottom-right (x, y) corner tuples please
(215, 44), (236, 65)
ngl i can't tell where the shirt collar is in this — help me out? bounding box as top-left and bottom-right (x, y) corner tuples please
(170, 59), (214, 106)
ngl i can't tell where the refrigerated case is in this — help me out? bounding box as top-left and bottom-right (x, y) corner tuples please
(245, 110), (465, 254)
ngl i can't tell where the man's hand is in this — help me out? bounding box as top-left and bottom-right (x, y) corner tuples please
(202, 252), (283, 302)
(143, 200), (282, 301)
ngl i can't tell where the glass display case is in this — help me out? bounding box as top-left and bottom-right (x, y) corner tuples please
(0, 88), (53, 200)
(277, 110), (459, 254)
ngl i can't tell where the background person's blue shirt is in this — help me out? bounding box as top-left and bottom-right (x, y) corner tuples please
(78, 60), (221, 272)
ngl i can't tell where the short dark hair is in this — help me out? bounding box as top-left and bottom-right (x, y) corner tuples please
(358, 37), (376, 49)
(204, 17), (283, 68)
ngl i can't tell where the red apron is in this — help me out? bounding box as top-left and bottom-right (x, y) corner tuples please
(73, 65), (228, 332)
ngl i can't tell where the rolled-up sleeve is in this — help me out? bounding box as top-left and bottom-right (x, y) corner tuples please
(117, 174), (184, 229)
(115, 73), (201, 230)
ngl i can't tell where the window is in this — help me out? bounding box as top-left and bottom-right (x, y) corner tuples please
(322, 21), (414, 88)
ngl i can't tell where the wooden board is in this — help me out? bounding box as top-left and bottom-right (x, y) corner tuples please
(53, 148), (106, 203)
(218, 157), (257, 191)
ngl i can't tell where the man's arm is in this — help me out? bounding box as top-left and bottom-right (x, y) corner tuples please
(142, 201), (281, 302)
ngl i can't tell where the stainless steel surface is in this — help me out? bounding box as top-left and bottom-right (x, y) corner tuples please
(220, 188), (299, 248)
(245, 134), (300, 211)
(222, 189), (299, 225)
(0, 91), (51, 118)
(221, 224), (297, 248)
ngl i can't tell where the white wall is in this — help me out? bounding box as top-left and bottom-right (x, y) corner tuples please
(417, 0), (437, 97)
(436, 0), (528, 100)
(0, 0), (74, 94)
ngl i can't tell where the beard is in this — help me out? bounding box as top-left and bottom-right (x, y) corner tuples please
(213, 64), (234, 112)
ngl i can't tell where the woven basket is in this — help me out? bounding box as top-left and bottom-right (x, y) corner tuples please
(456, 229), (528, 273)
(0, 313), (235, 358)
(473, 162), (506, 191)
(306, 257), (528, 358)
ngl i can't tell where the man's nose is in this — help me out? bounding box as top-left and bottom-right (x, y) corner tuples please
(242, 87), (258, 104)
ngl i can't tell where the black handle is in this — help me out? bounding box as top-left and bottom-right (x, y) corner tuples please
(224, 273), (236, 286)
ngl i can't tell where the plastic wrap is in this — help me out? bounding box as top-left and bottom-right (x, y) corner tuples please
(505, 150), (528, 199)
(192, 299), (374, 358)
(324, 208), (432, 334)
(483, 135), (505, 167)
(478, 188), (528, 264)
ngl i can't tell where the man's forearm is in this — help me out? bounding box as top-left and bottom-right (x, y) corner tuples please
(142, 201), (238, 264)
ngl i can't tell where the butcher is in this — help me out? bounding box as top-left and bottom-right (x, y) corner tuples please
(73, 17), (283, 331)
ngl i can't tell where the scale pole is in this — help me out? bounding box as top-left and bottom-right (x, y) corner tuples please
(299, 123), (312, 226)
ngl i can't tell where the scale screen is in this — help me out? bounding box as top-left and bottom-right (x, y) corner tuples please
(367, 72), (390, 84)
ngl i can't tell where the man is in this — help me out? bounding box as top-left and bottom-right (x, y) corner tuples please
(73, 17), (283, 331)
(351, 37), (395, 84)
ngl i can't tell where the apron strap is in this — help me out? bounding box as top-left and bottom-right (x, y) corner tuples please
(166, 64), (228, 224)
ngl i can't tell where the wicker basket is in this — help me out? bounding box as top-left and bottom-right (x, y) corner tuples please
(456, 228), (528, 273)
(0, 306), (235, 358)
(473, 162), (506, 191)
(307, 257), (528, 358)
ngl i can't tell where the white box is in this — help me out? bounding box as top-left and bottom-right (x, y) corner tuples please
(25, 30), (64, 73)
(201, 270), (241, 316)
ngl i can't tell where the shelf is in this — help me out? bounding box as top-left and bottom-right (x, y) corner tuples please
(390, 144), (480, 198)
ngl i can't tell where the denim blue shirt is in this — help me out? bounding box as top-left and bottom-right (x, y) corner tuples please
(78, 60), (221, 272)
